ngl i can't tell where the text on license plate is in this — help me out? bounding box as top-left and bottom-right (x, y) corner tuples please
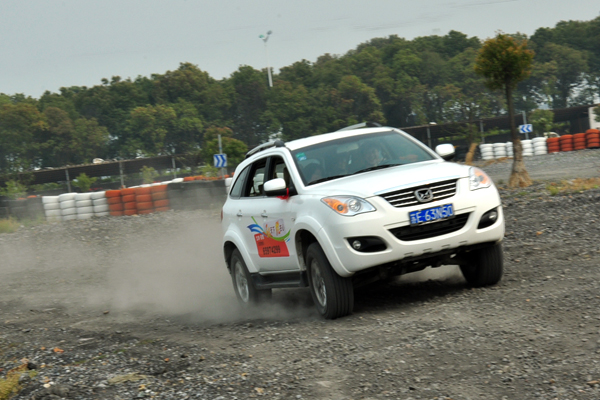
(409, 204), (454, 225)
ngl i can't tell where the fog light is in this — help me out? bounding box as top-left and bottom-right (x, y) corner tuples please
(347, 236), (387, 253)
(478, 208), (499, 229)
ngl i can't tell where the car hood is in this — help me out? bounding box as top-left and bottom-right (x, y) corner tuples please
(307, 161), (470, 197)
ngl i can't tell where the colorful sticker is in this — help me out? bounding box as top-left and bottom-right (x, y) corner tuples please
(247, 217), (290, 258)
(296, 152), (307, 161)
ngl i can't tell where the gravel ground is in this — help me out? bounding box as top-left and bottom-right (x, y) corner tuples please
(1, 150), (600, 400)
(472, 148), (600, 183)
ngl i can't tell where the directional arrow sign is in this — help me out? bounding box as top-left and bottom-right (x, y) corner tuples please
(519, 124), (533, 134)
(214, 154), (227, 168)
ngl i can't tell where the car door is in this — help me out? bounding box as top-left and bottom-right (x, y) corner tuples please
(240, 155), (299, 273)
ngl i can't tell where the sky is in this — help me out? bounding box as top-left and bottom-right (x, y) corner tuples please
(1, 0), (599, 98)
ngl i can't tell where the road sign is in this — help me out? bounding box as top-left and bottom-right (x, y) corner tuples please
(519, 124), (533, 134)
(214, 154), (227, 168)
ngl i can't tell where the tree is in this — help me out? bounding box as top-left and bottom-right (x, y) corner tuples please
(201, 135), (248, 172)
(534, 43), (588, 108)
(123, 104), (177, 157)
(225, 66), (273, 146)
(475, 33), (535, 188)
(0, 103), (46, 174)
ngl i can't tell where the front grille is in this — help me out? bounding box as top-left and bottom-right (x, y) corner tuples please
(379, 179), (457, 208)
(389, 213), (470, 241)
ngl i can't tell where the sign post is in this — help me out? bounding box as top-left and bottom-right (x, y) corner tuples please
(518, 124), (532, 140)
(214, 134), (227, 179)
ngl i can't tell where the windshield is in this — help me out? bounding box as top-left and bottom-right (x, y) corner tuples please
(291, 130), (436, 186)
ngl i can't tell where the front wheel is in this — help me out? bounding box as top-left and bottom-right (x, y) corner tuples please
(230, 249), (271, 307)
(306, 243), (354, 319)
(460, 242), (504, 287)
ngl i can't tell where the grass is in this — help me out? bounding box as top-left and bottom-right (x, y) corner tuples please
(0, 215), (47, 235)
(19, 215), (47, 228)
(0, 364), (27, 400)
(0, 218), (20, 234)
(546, 178), (600, 196)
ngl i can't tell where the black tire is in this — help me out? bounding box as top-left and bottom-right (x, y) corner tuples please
(460, 242), (504, 287)
(230, 249), (271, 306)
(306, 242), (354, 319)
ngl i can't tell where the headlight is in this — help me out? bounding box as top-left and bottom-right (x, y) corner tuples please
(321, 196), (376, 216)
(469, 167), (492, 190)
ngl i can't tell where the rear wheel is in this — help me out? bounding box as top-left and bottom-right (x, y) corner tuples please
(230, 249), (271, 306)
(460, 242), (504, 287)
(306, 243), (354, 319)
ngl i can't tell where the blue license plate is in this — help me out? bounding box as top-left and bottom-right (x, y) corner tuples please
(409, 204), (454, 225)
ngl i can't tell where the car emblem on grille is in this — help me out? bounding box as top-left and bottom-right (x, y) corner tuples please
(414, 188), (434, 203)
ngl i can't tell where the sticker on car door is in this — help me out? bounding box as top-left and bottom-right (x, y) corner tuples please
(247, 217), (290, 257)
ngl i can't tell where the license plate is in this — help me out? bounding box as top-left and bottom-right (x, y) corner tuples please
(409, 204), (454, 225)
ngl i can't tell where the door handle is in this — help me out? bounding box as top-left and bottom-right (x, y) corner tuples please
(236, 212), (243, 217)
(261, 212), (268, 218)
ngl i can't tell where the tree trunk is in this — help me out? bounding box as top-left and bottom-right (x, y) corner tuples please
(506, 84), (532, 188)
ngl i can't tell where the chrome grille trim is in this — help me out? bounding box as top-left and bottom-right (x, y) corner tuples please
(379, 179), (458, 208)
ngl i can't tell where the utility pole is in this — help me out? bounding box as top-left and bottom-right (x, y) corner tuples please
(259, 30), (273, 88)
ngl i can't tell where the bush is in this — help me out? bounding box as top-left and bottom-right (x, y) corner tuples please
(140, 166), (158, 184)
(72, 173), (97, 193)
(0, 180), (27, 199)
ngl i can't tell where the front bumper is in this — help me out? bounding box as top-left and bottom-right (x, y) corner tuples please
(317, 183), (505, 277)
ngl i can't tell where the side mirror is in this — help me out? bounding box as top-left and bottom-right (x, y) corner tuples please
(263, 178), (288, 196)
(435, 144), (455, 161)
(224, 177), (233, 193)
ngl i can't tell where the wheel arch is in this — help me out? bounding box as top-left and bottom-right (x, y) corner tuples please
(223, 240), (238, 273)
(295, 228), (319, 270)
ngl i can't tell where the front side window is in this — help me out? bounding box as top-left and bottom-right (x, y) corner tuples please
(269, 156), (294, 190)
(291, 130), (435, 186)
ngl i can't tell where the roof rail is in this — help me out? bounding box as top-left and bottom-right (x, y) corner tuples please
(245, 140), (286, 158)
(336, 121), (382, 132)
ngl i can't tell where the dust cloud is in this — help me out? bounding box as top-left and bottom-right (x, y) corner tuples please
(0, 212), (465, 325)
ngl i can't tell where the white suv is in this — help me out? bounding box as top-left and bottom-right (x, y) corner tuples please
(221, 125), (504, 319)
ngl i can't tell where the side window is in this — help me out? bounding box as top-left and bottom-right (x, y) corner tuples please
(244, 158), (268, 197)
(229, 165), (250, 199)
(270, 156), (294, 189)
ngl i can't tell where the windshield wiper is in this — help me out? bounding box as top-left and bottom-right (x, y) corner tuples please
(309, 174), (348, 185)
(352, 163), (402, 175)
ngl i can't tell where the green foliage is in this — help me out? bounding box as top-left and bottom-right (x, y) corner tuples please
(1, 18), (600, 180)
(0, 180), (27, 199)
(0, 362), (38, 399)
(474, 34), (534, 91)
(201, 136), (248, 171)
(71, 172), (97, 193)
(29, 182), (64, 192)
(594, 105), (600, 123)
(140, 166), (158, 184)
(546, 184), (560, 196)
(529, 109), (554, 136)
(200, 164), (219, 178)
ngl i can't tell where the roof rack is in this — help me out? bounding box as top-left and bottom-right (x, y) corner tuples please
(245, 140), (286, 158)
(336, 121), (382, 132)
